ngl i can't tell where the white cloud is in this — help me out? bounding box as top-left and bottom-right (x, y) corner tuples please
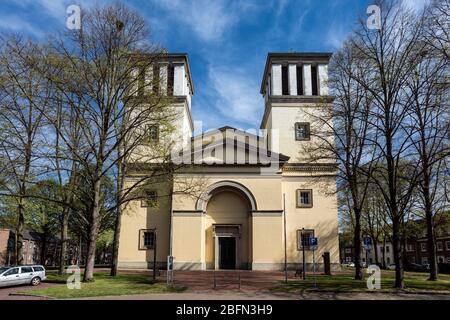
(151, 0), (257, 41)
(0, 15), (44, 38)
(206, 65), (263, 128)
(402, 0), (430, 13)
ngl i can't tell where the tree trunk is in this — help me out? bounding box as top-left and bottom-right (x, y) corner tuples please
(83, 178), (102, 282)
(110, 161), (125, 276)
(423, 170), (438, 280)
(392, 218), (405, 288)
(16, 198), (25, 265)
(353, 207), (363, 280)
(58, 209), (69, 274)
(110, 208), (122, 276)
(40, 235), (47, 265)
(425, 211), (438, 281)
(373, 239), (379, 265)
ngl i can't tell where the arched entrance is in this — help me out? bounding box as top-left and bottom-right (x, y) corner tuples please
(198, 181), (255, 270)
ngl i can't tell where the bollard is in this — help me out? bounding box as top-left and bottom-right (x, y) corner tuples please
(238, 273), (241, 290)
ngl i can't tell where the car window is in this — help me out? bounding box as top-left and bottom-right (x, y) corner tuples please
(33, 266), (44, 272)
(4, 268), (19, 276)
(0, 267), (8, 274)
(21, 267), (33, 273)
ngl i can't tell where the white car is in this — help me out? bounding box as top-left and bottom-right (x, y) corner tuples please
(0, 265), (47, 287)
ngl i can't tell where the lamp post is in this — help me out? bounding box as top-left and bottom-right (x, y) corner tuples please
(153, 229), (157, 281)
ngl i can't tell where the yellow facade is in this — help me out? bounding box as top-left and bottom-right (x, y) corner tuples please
(118, 52), (340, 271)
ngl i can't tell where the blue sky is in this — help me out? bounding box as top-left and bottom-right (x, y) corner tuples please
(0, 0), (429, 132)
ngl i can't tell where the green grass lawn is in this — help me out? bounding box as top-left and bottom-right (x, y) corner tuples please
(271, 269), (450, 294)
(19, 271), (186, 299)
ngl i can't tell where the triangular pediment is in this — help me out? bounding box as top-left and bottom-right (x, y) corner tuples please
(172, 126), (289, 166)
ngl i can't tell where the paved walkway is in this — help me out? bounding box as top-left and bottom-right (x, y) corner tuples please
(78, 291), (450, 300)
(3, 269), (450, 300)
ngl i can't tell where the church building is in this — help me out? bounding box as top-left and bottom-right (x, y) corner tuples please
(118, 52), (340, 271)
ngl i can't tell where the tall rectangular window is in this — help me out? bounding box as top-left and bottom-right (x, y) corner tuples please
(295, 122), (310, 141)
(296, 189), (313, 208)
(141, 190), (157, 208)
(311, 65), (318, 95)
(296, 65), (303, 95)
(139, 229), (156, 250)
(167, 65), (174, 96)
(281, 65), (289, 95)
(152, 65), (160, 95)
(147, 125), (159, 142)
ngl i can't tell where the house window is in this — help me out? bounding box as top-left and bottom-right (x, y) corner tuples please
(406, 244), (414, 252)
(167, 65), (174, 96)
(311, 65), (318, 95)
(386, 246), (390, 253)
(295, 122), (310, 141)
(345, 256), (351, 262)
(422, 257), (428, 264)
(296, 189), (313, 208)
(386, 257), (391, 264)
(438, 256), (445, 263)
(345, 248), (351, 253)
(139, 229), (156, 250)
(152, 65), (160, 95)
(421, 243), (427, 252)
(147, 125), (159, 142)
(141, 190), (157, 208)
(281, 65), (289, 95)
(437, 241), (443, 251)
(446, 241), (450, 251)
(296, 65), (303, 95)
(297, 229), (315, 251)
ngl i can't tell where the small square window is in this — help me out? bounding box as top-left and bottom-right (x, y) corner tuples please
(147, 125), (159, 142)
(297, 189), (313, 208)
(141, 190), (158, 208)
(437, 242), (443, 251)
(139, 229), (156, 250)
(297, 229), (315, 251)
(446, 241), (450, 251)
(420, 243), (426, 252)
(295, 122), (310, 141)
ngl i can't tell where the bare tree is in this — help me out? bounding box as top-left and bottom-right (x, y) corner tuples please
(0, 36), (50, 265)
(306, 40), (375, 280)
(349, 0), (428, 288)
(406, 20), (449, 280)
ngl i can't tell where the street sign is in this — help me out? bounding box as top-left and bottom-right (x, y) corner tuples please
(310, 237), (318, 251)
(363, 236), (372, 250)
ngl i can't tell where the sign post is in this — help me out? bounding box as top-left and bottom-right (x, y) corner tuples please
(310, 237), (318, 288)
(363, 236), (372, 268)
(167, 255), (174, 285)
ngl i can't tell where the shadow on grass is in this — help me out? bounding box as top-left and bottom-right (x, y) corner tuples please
(21, 271), (186, 299)
(271, 272), (450, 294)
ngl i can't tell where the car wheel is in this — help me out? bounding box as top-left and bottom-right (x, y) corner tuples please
(31, 277), (41, 286)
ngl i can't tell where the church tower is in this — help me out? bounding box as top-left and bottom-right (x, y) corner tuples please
(260, 53), (333, 163)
